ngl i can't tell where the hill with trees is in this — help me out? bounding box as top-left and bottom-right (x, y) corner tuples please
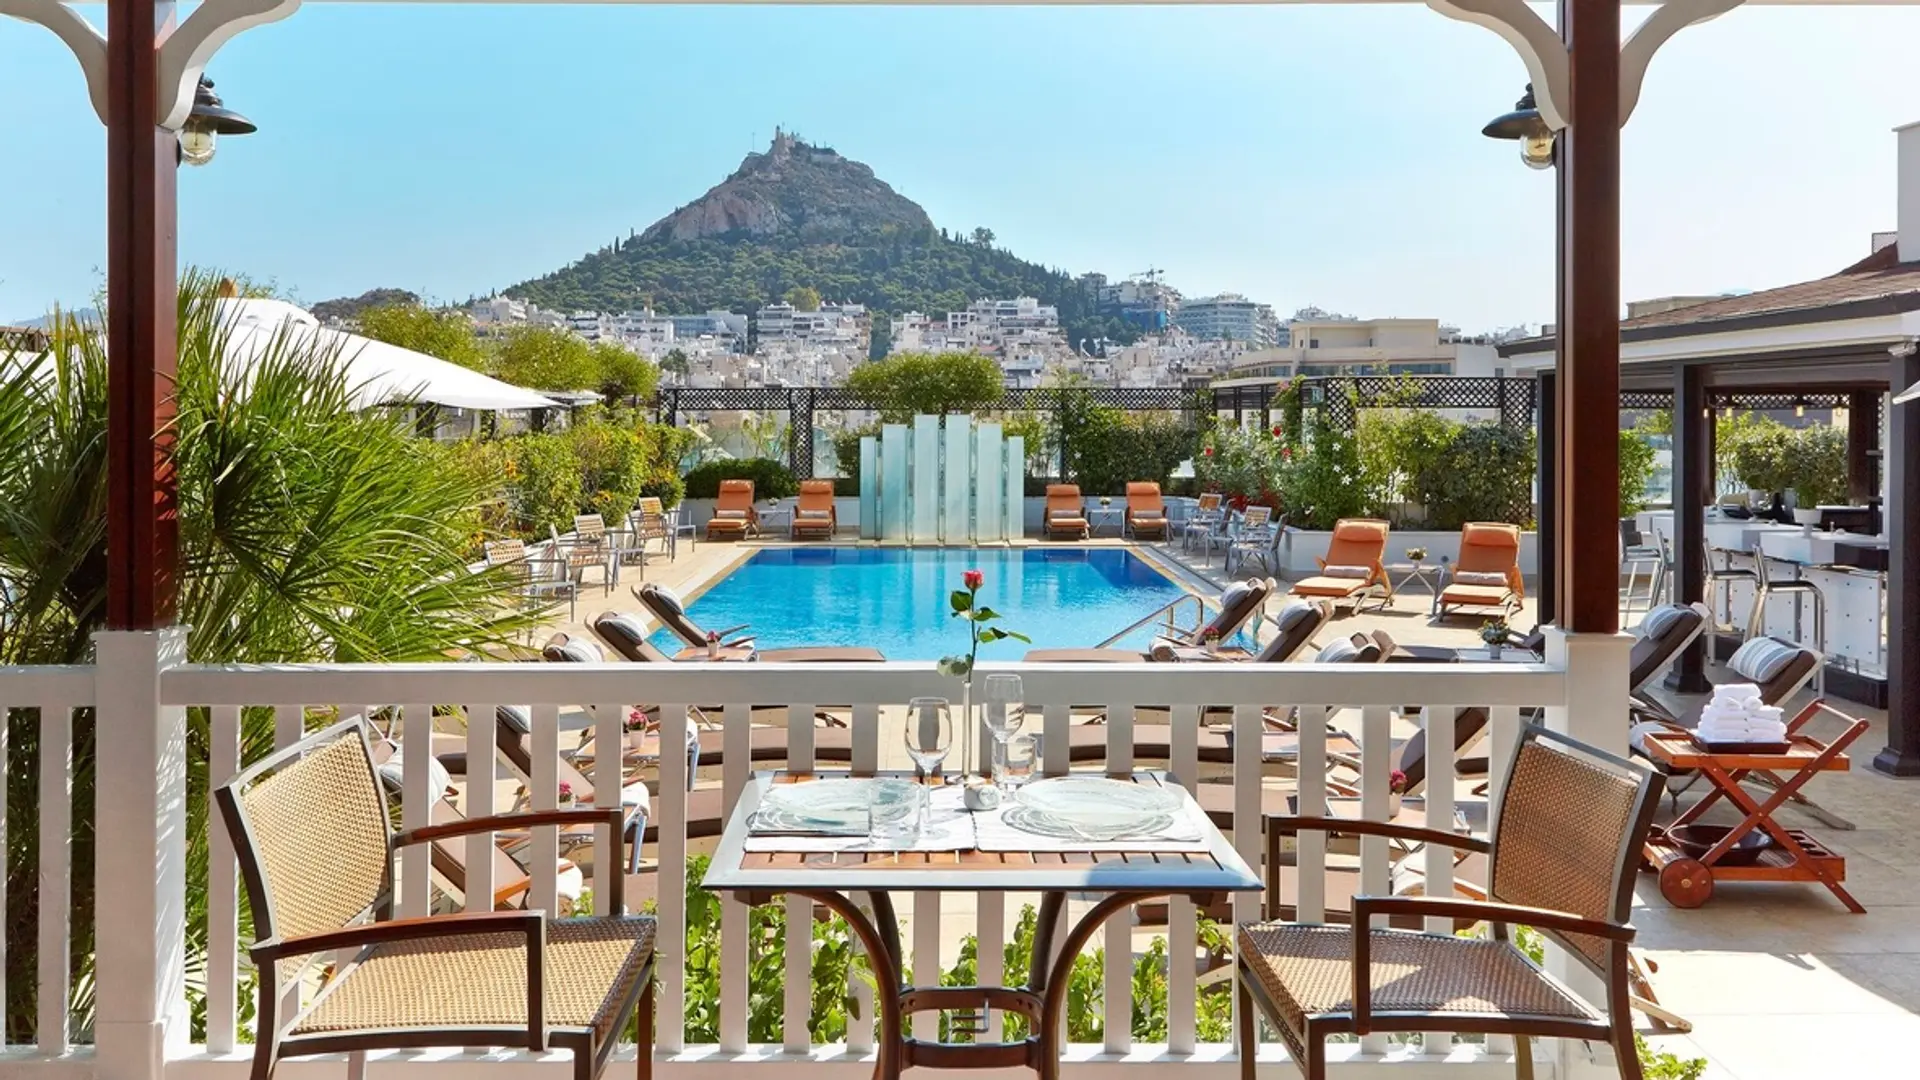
(503, 133), (1140, 350)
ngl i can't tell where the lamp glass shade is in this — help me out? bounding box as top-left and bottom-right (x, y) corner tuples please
(1520, 132), (1555, 170)
(179, 128), (216, 167)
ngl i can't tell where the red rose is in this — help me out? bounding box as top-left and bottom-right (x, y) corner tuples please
(1202, 447), (1213, 457)
(1271, 425), (1283, 437)
(963, 569), (984, 591)
(1281, 446), (1293, 460)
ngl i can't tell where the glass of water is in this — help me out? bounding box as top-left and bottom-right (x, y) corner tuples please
(867, 778), (921, 846)
(998, 734), (1037, 792)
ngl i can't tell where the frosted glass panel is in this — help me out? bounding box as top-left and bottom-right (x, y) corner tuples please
(881, 424), (909, 539)
(975, 423), (1003, 542)
(859, 436), (879, 540)
(942, 418), (972, 543)
(911, 414), (941, 542)
(1005, 436), (1025, 540)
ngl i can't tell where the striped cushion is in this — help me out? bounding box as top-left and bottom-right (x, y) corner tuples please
(1316, 638), (1361, 663)
(648, 586), (685, 614)
(1323, 564), (1372, 580)
(1453, 570), (1508, 587)
(796, 509), (832, 519)
(1638, 604), (1687, 641)
(713, 509), (748, 520)
(1729, 637), (1799, 684)
(558, 638), (605, 663)
(498, 704), (533, 735)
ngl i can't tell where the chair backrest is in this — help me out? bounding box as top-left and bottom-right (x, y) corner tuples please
(1455, 522), (1523, 595)
(1321, 518), (1389, 576)
(716, 479), (755, 511)
(214, 720), (394, 949)
(1487, 726), (1662, 980)
(591, 611), (677, 662)
(1196, 492), (1222, 514)
(1254, 599), (1329, 663)
(1046, 485), (1083, 517)
(1126, 482), (1164, 515)
(1239, 505), (1273, 530)
(797, 479), (835, 509)
(574, 514), (607, 541)
(635, 583), (706, 648)
(1627, 603), (1709, 690)
(484, 539), (525, 566)
(1394, 706), (1491, 794)
(637, 496), (665, 517)
(1202, 577), (1272, 639)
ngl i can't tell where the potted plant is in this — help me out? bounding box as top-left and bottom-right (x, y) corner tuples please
(1099, 495), (1113, 508)
(1480, 617), (1511, 659)
(1202, 626), (1223, 656)
(1784, 425), (1848, 527)
(625, 706), (651, 752)
(556, 781), (575, 809)
(705, 629), (722, 660)
(1388, 768), (1408, 818)
(1405, 546), (1427, 565)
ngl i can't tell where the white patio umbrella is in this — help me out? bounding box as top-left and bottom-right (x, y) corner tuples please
(216, 298), (560, 412)
(1895, 379), (1920, 404)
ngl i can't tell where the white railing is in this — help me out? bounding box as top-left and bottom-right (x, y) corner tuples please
(0, 656), (1586, 1079)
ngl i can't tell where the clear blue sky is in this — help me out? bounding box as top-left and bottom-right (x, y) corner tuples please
(3, 4), (1916, 330)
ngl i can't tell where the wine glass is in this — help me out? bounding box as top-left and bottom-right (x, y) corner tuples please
(981, 674), (1026, 793)
(904, 697), (952, 831)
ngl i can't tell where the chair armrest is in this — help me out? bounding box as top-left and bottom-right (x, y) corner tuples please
(1348, 896), (1632, 1034)
(1265, 815), (1491, 855)
(253, 909), (542, 964)
(397, 807), (632, 908)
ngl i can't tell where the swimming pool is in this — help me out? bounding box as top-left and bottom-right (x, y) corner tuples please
(649, 548), (1200, 661)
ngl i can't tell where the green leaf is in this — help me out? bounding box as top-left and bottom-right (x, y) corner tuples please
(973, 605), (1000, 621)
(949, 589), (972, 613)
(977, 627), (1004, 643)
(1001, 630), (1032, 644)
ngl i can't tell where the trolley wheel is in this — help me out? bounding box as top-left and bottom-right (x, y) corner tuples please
(1658, 858), (1713, 908)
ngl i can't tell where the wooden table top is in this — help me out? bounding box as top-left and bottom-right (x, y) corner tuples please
(702, 771), (1261, 896)
(1639, 730), (1850, 772)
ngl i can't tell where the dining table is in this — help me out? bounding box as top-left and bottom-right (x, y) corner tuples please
(702, 770), (1260, 1080)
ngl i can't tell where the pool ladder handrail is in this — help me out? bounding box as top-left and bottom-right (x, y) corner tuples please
(1095, 593), (1210, 650)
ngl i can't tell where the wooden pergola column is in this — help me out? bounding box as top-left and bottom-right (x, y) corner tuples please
(1666, 362), (1713, 691)
(105, 0), (179, 630)
(1878, 349), (1920, 776)
(1555, 0), (1622, 635)
(1846, 390), (1879, 504)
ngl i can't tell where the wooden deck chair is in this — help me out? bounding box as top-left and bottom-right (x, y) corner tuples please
(706, 478), (757, 540)
(1044, 484), (1090, 539)
(1288, 518), (1391, 612)
(628, 586), (886, 661)
(213, 720), (656, 1080)
(1435, 522), (1524, 619)
(1236, 725), (1662, 1080)
(1125, 482), (1168, 540)
(791, 479), (838, 539)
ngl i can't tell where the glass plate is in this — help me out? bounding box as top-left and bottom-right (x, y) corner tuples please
(1014, 776), (1182, 820)
(1003, 804), (1177, 842)
(751, 778), (904, 836)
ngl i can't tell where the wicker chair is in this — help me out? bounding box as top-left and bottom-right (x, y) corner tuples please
(1235, 724), (1662, 1080)
(215, 720), (657, 1080)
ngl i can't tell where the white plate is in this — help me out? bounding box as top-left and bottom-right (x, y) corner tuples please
(1002, 804), (1178, 842)
(1014, 776), (1181, 822)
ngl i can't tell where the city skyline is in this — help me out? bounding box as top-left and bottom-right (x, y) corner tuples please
(3, 5), (1918, 329)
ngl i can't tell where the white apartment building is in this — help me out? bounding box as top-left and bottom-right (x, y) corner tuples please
(1174, 293), (1281, 348)
(469, 296), (528, 328)
(669, 311), (749, 342)
(755, 301), (869, 352)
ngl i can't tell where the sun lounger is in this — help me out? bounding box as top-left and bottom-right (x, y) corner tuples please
(627, 587), (887, 661)
(1125, 481), (1169, 540)
(705, 478), (757, 540)
(1288, 518), (1392, 612)
(1434, 522), (1524, 618)
(791, 479), (838, 540)
(1044, 484), (1090, 540)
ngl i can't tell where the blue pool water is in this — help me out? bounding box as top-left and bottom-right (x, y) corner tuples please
(649, 548), (1199, 661)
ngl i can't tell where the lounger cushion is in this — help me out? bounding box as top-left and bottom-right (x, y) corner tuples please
(712, 509), (749, 520)
(796, 509), (832, 519)
(1322, 564), (1373, 580)
(1291, 576), (1367, 598)
(1729, 637), (1801, 684)
(1273, 600), (1317, 631)
(647, 586), (687, 615)
(557, 637), (606, 663)
(376, 749), (454, 799)
(1440, 584), (1512, 606)
(1452, 570), (1509, 587)
(499, 704), (533, 735)
(1315, 638), (1362, 663)
(1638, 604), (1688, 640)
(601, 612), (650, 643)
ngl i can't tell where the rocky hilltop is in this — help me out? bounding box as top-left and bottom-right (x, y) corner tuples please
(638, 131), (933, 244)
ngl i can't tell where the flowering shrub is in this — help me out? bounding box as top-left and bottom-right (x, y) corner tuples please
(1194, 425), (1287, 509)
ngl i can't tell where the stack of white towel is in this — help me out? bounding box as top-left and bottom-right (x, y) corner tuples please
(1695, 683), (1788, 745)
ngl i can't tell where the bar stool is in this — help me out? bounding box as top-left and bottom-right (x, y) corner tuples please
(1703, 545), (1758, 636)
(1748, 545), (1826, 693)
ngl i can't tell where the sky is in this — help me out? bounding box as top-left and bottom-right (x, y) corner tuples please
(2, 4), (1917, 331)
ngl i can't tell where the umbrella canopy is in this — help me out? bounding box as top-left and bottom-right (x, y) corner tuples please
(217, 298), (560, 412)
(1897, 379), (1920, 404)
